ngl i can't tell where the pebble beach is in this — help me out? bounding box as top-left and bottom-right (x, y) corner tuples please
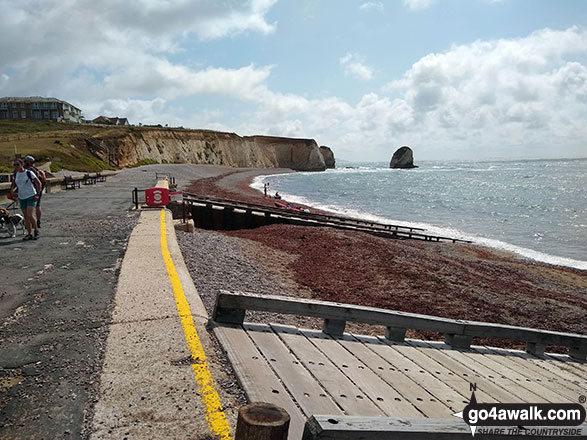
(177, 167), (587, 349)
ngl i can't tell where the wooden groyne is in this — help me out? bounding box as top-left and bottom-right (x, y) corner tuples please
(179, 193), (471, 244)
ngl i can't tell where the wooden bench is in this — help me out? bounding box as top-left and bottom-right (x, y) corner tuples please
(64, 176), (80, 190)
(95, 172), (106, 183)
(82, 174), (96, 185)
(213, 291), (587, 359)
(302, 415), (587, 439)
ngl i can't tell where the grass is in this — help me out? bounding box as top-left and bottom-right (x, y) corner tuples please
(0, 121), (115, 172)
(0, 120), (199, 172)
(133, 158), (159, 167)
(0, 120), (79, 135)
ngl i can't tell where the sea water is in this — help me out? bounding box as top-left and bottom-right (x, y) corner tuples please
(252, 158), (587, 271)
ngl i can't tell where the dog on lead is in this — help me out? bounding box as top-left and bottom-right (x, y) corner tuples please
(0, 207), (24, 237)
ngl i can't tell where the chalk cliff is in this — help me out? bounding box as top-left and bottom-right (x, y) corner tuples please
(319, 146), (335, 168)
(95, 128), (329, 171)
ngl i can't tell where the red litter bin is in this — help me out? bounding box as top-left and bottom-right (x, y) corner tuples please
(145, 187), (169, 206)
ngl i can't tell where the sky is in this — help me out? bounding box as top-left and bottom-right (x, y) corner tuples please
(1, 0), (587, 162)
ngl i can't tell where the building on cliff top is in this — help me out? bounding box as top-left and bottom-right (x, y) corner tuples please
(92, 116), (130, 126)
(0, 96), (82, 123)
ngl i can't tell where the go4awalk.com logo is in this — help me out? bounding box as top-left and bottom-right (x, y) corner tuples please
(453, 384), (586, 437)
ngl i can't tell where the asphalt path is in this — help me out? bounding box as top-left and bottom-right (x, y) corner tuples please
(0, 164), (230, 439)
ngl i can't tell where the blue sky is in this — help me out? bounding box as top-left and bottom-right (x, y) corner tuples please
(1, 0), (587, 162)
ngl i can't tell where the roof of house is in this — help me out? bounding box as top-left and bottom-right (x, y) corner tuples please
(0, 96), (82, 111)
(92, 116), (130, 125)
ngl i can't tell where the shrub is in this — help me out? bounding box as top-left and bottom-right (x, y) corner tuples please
(133, 158), (159, 167)
(50, 162), (63, 172)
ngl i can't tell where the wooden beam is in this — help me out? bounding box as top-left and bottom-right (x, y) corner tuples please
(214, 291), (464, 334)
(212, 292), (587, 358)
(301, 415), (587, 439)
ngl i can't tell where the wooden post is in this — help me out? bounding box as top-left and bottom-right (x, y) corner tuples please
(526, 341), (545, 356)
(385, 326), (406, 342)
(235, 402), (290, 440)
(323, 318), (346, 336)
(444, 333), (472, 349)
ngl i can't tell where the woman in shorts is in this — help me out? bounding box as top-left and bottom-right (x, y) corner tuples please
(10, 158), (42, 240)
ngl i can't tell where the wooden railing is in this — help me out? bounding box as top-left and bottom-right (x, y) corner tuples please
(212, 291), (587, 360)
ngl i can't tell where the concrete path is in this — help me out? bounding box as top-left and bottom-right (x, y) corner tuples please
(90, 209), (232, 439)
(0, 164), (241, 439)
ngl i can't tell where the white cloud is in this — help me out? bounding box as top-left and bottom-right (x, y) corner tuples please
(402, 0), (436, 11)
(340, 53), (374, 81)
(0, 0), (277, 107)
(242, 27), (587, 161)
(377, 26), (587, 158)
(1, 0), (586, 162)
(360, 2), (384, 11)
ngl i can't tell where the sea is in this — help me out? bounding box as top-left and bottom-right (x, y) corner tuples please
(252, 158), (587, 271)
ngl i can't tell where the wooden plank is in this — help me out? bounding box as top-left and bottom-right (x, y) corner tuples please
(385, 340), (497, 403)
(418, 341), (549, 403)
(351, 334), (469, 414)
(212, 324), (306, 440)
(405, 340), (542, 404)
(475, 346), (582, 400)
(270, 324), (385, 417)
(243, 323), (343, 418)
(458, 347), (575, 403)
(545, 354), (587, 379)
(298, 329), (423, 418)
(334, 334), (455, 417)
(302, 416), (587, 440)
(497, 349), (586, 385)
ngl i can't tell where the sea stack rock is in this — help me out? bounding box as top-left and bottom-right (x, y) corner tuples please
(389, 146), (418, 169)
(320, 146), (336, 168)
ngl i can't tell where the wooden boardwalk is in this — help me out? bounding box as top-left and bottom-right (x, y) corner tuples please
(211, 292), (587, 439)
(214, 322), (586, 440)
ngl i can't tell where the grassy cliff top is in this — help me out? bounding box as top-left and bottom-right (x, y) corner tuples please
(0, 121), (116, 172)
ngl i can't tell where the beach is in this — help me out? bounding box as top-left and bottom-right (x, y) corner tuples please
(1, 163), (585, 439)
(179, 167), (587, 350)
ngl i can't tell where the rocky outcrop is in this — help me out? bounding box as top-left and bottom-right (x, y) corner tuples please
(389, 146), (418, 169)
(93, 128), (330, 171)
(319, 146), (335, 168)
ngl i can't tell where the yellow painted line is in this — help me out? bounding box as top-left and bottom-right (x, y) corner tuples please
(159, 210), (232, 440)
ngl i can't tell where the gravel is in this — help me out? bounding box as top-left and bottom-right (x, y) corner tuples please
(177, 228), (320, 327)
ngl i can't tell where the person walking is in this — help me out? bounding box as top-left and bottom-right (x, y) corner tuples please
(23, 155), (45, 228)
(10, 158), (41, 240)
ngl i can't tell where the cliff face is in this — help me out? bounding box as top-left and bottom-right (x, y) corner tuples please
(96, 128), (329, 171)
(319, 146), (335, 168)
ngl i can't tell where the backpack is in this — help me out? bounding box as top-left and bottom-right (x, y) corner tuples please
(30, 166), (46, 188)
